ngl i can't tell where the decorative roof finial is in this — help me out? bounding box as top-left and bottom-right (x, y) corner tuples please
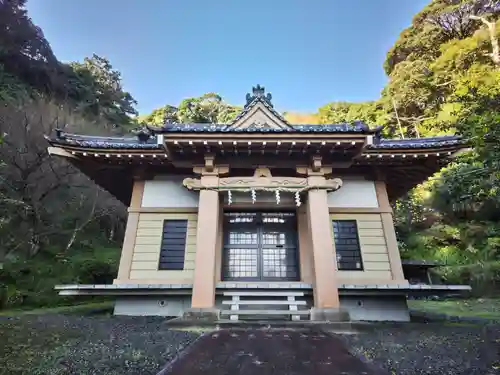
(133, 126), (152, 143)
(245, 84), (273, 107)
(253, 84), (265, 97)
(55, 128), (66, 140)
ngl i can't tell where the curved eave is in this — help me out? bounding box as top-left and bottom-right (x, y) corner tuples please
(356, 139), (469, 201)
(45, 135), (163, 151)
(360, 146), (468, 161)
(48, 147), (134, 205)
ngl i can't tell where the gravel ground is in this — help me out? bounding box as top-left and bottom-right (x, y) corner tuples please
(340, 322), (500, 375)
(1, 315), (499, 375)
(0, 314), (200, 375)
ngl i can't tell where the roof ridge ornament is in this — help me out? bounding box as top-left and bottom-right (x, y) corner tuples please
(245, 84), (273, 107)
(132, 126), (152, 143)
(54, 128), (66, 140)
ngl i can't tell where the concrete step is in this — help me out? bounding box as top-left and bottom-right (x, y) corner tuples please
(164, 317), (355, 332)
(223, 291), (305, 297)
(222, 300), (307, 306)
(220, 309), (310, 316)
(215, 321), (354, 332)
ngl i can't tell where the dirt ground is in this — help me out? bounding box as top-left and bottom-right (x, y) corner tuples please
(1, 315), (499, 375)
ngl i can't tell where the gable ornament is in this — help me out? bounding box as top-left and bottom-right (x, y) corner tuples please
(246, 84), (273, 106)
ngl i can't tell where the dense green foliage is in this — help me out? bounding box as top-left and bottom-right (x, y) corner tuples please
(317, 0), (500, 294)
(0, 1), (137, 128)
(0, 1), (128, 309)
(138, 92), (241, 125)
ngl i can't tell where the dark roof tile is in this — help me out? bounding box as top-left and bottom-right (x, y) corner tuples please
(45, 131), (465, 151)
(45, 133), (163, 150)
(149, 122), (373, 133)
(370, 136), (465, 150)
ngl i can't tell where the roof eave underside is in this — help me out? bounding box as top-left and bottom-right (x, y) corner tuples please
(65, 156), (134, 206)
(46, 135), (468, 204)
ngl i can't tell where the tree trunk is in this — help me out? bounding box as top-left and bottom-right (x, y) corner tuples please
(471, 15), (500, 67)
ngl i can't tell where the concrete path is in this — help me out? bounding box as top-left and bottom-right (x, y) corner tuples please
(159, 329), (385, 375)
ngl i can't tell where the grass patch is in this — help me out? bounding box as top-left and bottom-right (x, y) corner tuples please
(0, 301), (114, 316)
(0, 317), (84, 375)
(0, 315), (201, 375)
(408, 298), (500, 319)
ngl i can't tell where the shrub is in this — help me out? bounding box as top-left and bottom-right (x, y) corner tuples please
(437, 261), (500, 296)
(0, 246), (119, 310)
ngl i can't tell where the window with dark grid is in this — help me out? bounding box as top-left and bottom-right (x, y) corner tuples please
(332, 220), (363, 271)
(222, 212), (299, 281)
(158, 220), (188, 270)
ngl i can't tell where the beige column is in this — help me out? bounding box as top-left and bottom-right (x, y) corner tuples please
(115, 180), (144, 282)
(297, 206), (313, 284)
(214, 205), (224, 282)
(191, 183), (220, 309)
(306, 176), (340, 309)
(375, 181), (406, 281)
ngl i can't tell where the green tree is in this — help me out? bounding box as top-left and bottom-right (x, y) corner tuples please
(0, 0), (61, 101)
(384, 0), (500, 283)
(141, 93), (241, 126)
(138, 105), (179, 126)
(69, 54), (138, 126)
(176, 93), (240, 123)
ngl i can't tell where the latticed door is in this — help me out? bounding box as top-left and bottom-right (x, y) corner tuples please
(222, 212), (299, 281)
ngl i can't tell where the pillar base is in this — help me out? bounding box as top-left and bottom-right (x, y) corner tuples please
(182, 308), (220, 321)
(310, 307), (350, 322)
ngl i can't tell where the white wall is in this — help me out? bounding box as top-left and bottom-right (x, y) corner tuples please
(340, 296), (410, 321)
(327, 180), (378, 208)
(141, 176), (199, 208)
(223, 191), (294, 205)
(114, 296), (192, 317)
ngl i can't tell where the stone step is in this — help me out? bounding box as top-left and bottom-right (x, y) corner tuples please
(220, 309), (310, 316)
(223, 291), (305, 297)
(222, 300), (307, 306)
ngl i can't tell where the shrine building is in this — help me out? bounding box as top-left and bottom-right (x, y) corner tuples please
(46, 85), (470, 322)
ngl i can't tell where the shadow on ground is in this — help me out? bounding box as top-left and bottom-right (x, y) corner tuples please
(1, 315), (499, 375)
(158, 329), (384, 375)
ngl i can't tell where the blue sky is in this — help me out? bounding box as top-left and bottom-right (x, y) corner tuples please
(27, 0), (428, 115)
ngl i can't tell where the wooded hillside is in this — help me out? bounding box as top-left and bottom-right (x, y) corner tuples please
(0, 0), (138, 308)
(0, 0), (499, 309)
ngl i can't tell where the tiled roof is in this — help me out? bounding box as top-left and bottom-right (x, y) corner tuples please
(370, 135), (465, 150)
(149, 121), (374, 133)
(229, 87), (291, 126)
(45, 133), (162, 150)
(45, 131), (465, 151)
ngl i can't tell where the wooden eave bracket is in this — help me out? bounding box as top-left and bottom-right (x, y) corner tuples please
(204, 155), (215, 172)
(296, 156), (333, 177)
(311, 155), (322, 172)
